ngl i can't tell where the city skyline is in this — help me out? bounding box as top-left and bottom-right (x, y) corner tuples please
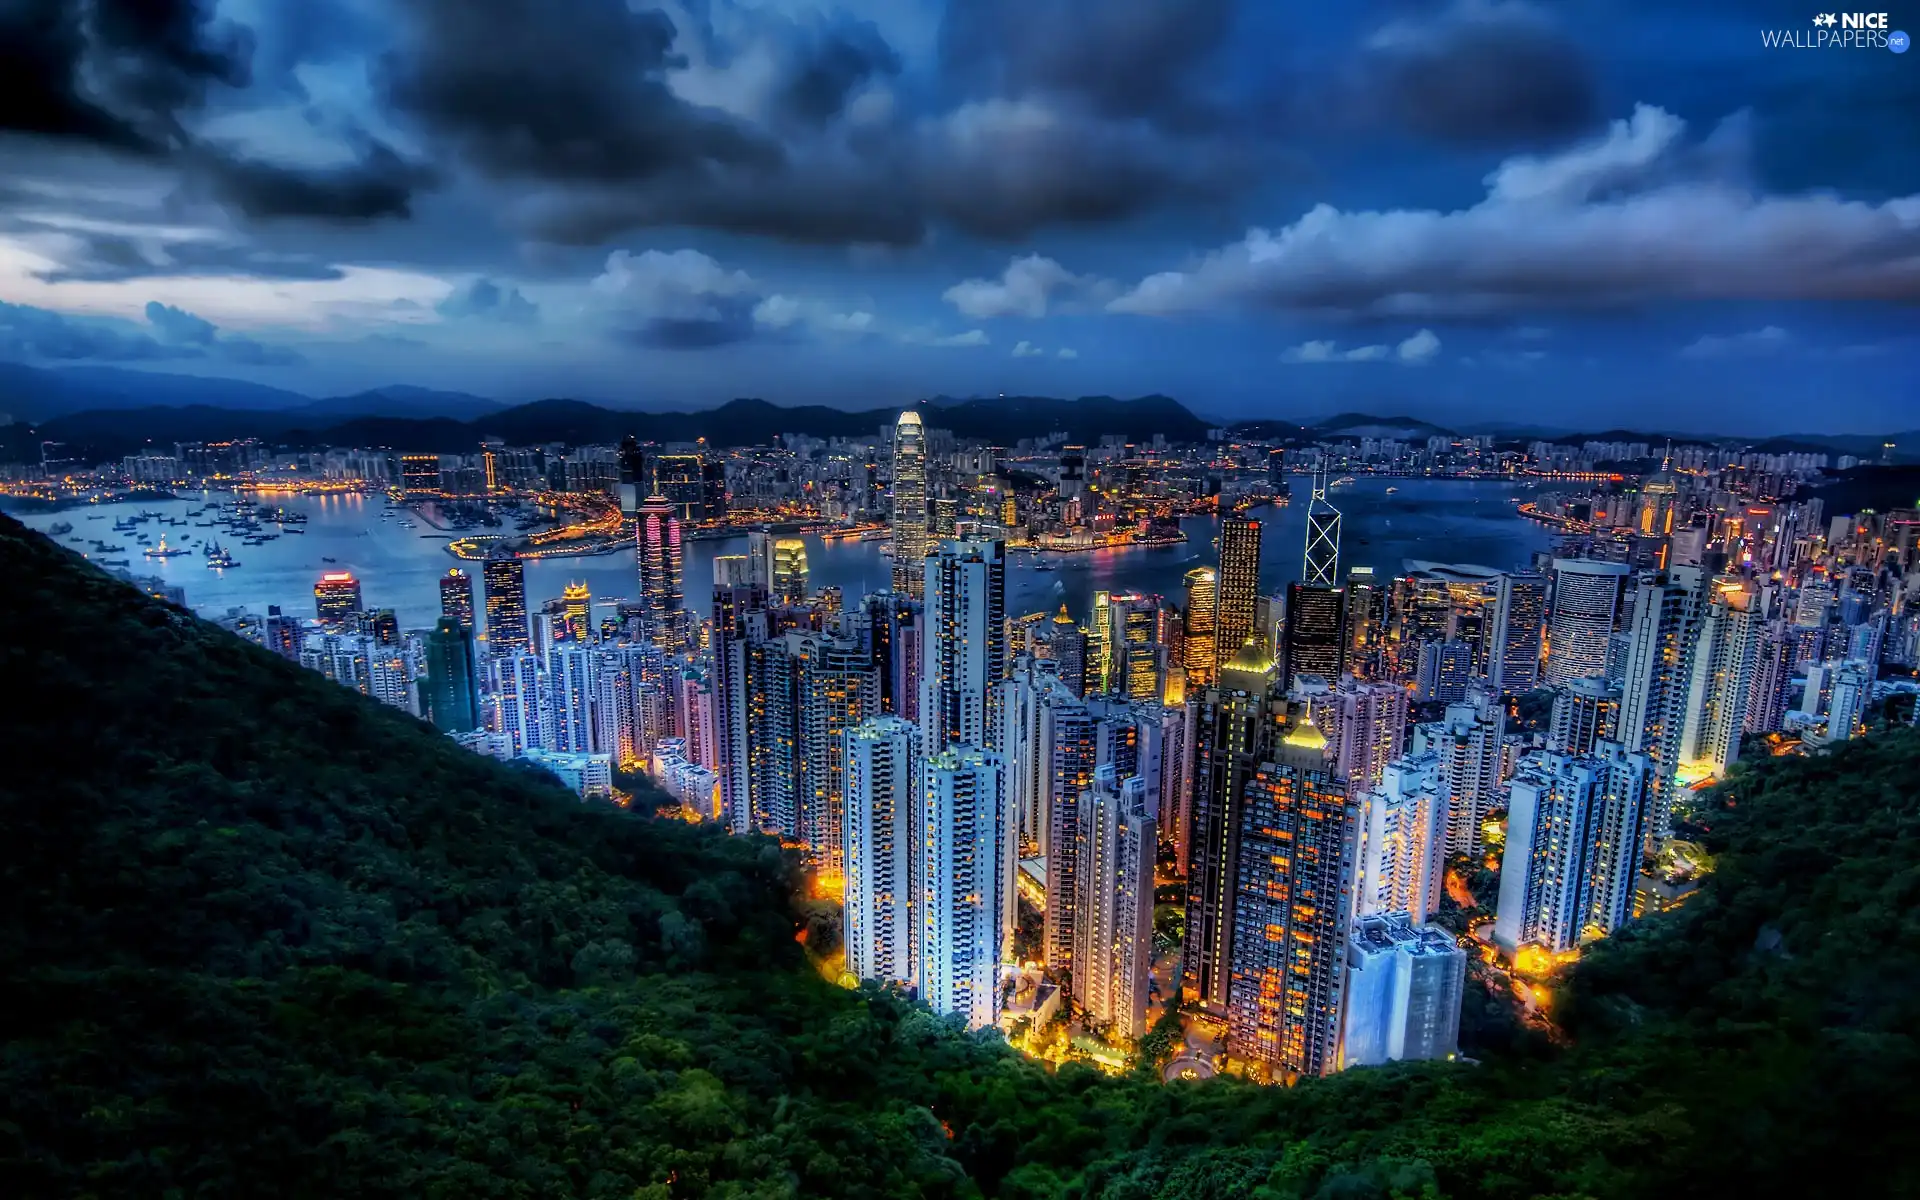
(0, 2), (1914, 430)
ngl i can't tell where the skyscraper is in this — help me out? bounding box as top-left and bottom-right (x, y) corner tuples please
(1544, 559), (1631, 686)
(920, 744), (1008, 1031)
(1341, 912), (1464, 1068)
(439, 568), (475, 631)
(710, 556), (764, 834)
(772, 537), (810, 604)
(1617, 566), (1706, 826)
(482, 551), (530, 656)
(636, 493), (685, 650)
(561, 581), (592, 643)
(1226, 714), (1357, 1080)
(1355, 752), (1447, 920)
(313, 571), (363, 625)
(1303, 471), (1342, 588)
(1214, 516), (1263, 671)
(1292, 675), (1409, 798)
(891, 410), (929, 598)
(1494, 744), (1654, 956)
(920, 537), (1007, 753)
(1678, 577), (1761, 780)
(1282, 583), (1346, 692)
(1490, 573), (1548, 695)
(421, 616), (479, 734)
(785, 629), (879, 883)
(1072, 767), (1157, 1040)
(1547, 676), (1621, 756)
(1414, 686), (1506, 857)
(1051, 604), (1088, 697)
(1183, 567), (1218, 689)
(1185, 638), (1282, 1013)
(1344, 565), (1386, 678)
(843, 715), (919, 988)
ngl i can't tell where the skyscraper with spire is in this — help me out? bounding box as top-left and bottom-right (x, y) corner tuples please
(1303, 468), (1342, 588)
(891, 410), (928, 598)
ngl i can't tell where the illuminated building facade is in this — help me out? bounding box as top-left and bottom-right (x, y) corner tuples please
(891, 411), (928, 598)
(1544, 559), (1631, 686)
(635, 494), (685, 651)
(481, 552), (530, 655)
(1225, 717), (1357, 1079)
(1072, 767), (1157, 1040)
(920, 537), (1007, 753)
(1214, 516), (1263, 671)
(1355, 752), (1446, 920)
(920, 745), (1009, 1031)
(1489, 573), (1548, 695)
(1282, 583), (1346, 692)
(313, 571), (363, 626)
(439, 568), (475, 631)
(843, 715), (919, 988)
(422, 616), (479, 734)
(772, 537), (810, 604)
(1548, 675), (1620, 756)
(1183, 567), (1218, 688)
(1342, 912), (1464, 1068)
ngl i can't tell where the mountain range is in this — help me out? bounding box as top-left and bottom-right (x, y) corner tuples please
(0, 360), (1913, 464)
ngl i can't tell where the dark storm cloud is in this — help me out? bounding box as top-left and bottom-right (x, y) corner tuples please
(776, 17), (902, 126)
(1363, 2), (1600, 145)
(22, 229), (349, 284)
(938, 0), (1235, 123)
(0, 300), (186, 361)
(0, 0), (426, 224)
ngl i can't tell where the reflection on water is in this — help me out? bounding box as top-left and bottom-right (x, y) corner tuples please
(19, 477), (1554, 629)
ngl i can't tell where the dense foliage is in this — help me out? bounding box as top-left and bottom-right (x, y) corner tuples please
(3, 512), (1917, 1198)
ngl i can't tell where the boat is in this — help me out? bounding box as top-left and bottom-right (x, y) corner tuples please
(204, 539), (221, 557)
(48, 521), (74, 535)
(1330, 476), (1356, 488)
(284, 528), (305, 534)
(143, 535), (189, 558)
(322, 556), (338, 564)
(101, 558), (130, 568)
(207, 548), (239, 569)
(1385, 486), (1399, 495)
(67, 535), (85, 543)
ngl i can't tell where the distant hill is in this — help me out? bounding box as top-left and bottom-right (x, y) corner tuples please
(11, 392), (1215, 462)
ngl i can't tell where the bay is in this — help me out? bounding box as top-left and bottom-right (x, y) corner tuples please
(18, 477), (1555, 632)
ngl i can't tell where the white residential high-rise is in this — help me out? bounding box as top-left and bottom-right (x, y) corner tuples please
(921, 537), (1007, 753)
(1412, 685), (1506, 857)
(549, 645), (598, 755)
(1820, 659), (1872, 744)
(920, 745), (1009, 1031)
(1617, 566), (1706, 834)
(1355, 752), (1447, 921)
(1290, 675), (1410, 798)
(843, 716), (919, 988)
(891, 410), (929, 598)
(1072, 767), (1157, 1040)
(1544, 559), (1632, 687)
(1678, 577), (1762, 781)
(1342, 911), (1464, 1068)
(1494, 744), (1653, 956)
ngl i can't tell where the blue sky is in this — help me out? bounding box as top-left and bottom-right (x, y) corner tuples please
(0, 0), (1914, 432)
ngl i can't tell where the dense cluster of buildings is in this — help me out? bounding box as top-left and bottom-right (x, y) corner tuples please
(160, 414), (1915, 1083)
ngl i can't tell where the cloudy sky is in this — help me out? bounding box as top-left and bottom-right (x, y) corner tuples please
(0, 0), (1915, 431)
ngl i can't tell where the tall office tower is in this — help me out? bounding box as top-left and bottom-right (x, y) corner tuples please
(1638, 453), (1679, 540)
(1303, 470), (1342, 588)
(1214, 515), (1264, 671)
(1344, 566), (1386, 677)
(890, 410), (929, 598)
(1267, 448), (1288, 490)
(920, 745), (1009, 1031)
(549, 646), (599, 755)
(700, 458), (727, 521)
(1490, 573), (1548, 695)
(1291, 675), (1409, 798)
(1185, 638), (1283, 1014)
(636, 494), (685, 650)
(1282, 583), (1347, 692)
(482, 550), (531, 656)
(653, 453), (706, 521)
(710, 556), (765, 834)
(1820, 659), (1872, 743)
(1678, 577), (1761, 781)
(1183, 567), (1219, 688)
(561, 581), (593, 644)
(1089, 590), (1114, 692)
(1544, 559), (1632, 686)
(843, 715), (920, 988)
(1414, 686), (1506, 857)
(489, 653), (548, 754)
(1106, 592), (1170, 703)
(1342, 911), (1465, 1068)
(1618, 566), (1707, 828)
(1547, 675), (1621, 755)
(616, 434), (649, 515)
(1051, 604), (1088, 697)
(921, 537), (1007, 752)
(1415, 639), (1473, 703)
(313, 570), (363, 625)
(421, 617), (479, 734)
(1226, 714), (1357, 1080)
(1745, 616), (1794, 735)
(1494, 744), (1654, 955)
(772, 537), (810, 604)
(439, 568), (475, 631)
(1072, 767), (1157, 1040)
(785, 629), (880, 882)
(1355, 752), (1447, 920)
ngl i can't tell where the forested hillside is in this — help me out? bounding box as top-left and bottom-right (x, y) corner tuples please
(1, 512), (1915, 1199)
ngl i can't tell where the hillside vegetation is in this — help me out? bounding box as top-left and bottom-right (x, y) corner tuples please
(1, 512), (1915, 1198)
